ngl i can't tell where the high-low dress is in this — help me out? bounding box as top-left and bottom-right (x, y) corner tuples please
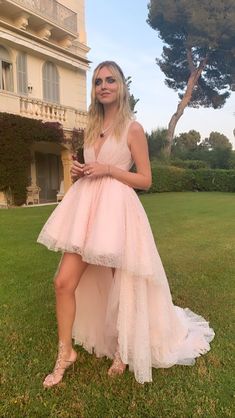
(37, 120), (214, 384)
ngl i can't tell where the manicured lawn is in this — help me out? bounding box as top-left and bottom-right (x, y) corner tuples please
(0, 192), (234, 418)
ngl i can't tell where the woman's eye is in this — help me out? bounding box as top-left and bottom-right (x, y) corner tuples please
(95, 79), (102, 86)
(94, 77), (116, 86)
(107, 77), (116, 83)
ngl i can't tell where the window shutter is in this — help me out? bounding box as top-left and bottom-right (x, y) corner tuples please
(17, 53), (28, 94)
(43, 62), (59, 103)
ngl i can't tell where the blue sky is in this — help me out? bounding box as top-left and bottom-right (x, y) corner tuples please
(86, 0), (235, 147)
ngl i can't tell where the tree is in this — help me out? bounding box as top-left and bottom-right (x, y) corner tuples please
(229, 151), (235, 169)
(147, 0), (235, 155)
(204, 131), (232, 150)
(201, 131), (232, 168)
(172, 130), (201, 158)
(146, 128), (168, 159)
(126, 76), (140, 113)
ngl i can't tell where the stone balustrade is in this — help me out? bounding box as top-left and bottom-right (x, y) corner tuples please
(20, 96), (67, 122)
(75, 110), (87, 130)
(19, 96), (87, 130)
(10, 0), (77, 32)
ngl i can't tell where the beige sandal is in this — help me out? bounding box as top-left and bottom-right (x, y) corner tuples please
(43, 342), (77, 388)
(108, 351), (126, 376)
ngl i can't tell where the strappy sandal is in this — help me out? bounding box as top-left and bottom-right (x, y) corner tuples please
(43, 341), (77, 388)
(108, 351), (126, 376)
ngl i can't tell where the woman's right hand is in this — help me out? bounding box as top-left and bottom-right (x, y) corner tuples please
(70, 158), (85, 182)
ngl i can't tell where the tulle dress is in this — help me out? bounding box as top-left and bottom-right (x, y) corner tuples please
(37, 120), (214, 384)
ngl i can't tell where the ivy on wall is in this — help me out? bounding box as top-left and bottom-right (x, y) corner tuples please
(0, 113), (65, 205)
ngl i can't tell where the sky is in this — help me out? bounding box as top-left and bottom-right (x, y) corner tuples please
(85, 0), (235, 148)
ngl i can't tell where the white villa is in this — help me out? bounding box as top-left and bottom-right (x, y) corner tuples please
(0, 0), (89, 204)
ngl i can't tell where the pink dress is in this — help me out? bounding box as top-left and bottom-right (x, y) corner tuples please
(37, 120), (214, 384)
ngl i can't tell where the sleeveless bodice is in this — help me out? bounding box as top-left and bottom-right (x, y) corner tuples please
(84, 122), (134, 171)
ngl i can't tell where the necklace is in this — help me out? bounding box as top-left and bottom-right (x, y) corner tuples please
(100, 125), (112, 138)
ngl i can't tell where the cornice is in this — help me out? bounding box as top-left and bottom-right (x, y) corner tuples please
(0, 19), (90, 70)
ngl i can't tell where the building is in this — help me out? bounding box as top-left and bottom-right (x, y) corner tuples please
(0, 0), (89, 205)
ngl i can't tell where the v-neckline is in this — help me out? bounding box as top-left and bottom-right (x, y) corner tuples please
(93, 134), (110, 160)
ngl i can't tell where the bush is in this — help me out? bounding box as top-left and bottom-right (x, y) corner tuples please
(149, 165), (194, 192)
(193, 169), (235, 192)
(170, 159), (209, 169)
(149, 165), (235, 193)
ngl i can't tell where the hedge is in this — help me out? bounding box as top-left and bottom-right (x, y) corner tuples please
(149, 166), (235, 193)
(170, 159), (209, 169)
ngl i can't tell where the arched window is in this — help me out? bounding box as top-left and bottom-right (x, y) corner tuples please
(42, 61), (59, 103)
(17, 52), (28, 95)
(0, 46), (13, 92)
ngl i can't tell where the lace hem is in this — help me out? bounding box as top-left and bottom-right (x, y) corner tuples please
(37, 232), (121, 265)
(37, 232), (160, 282)
(72, 305), (215, 384)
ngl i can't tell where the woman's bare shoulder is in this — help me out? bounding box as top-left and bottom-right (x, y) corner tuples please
(128, 120), (145, 135)
(127, 121), (146, 148)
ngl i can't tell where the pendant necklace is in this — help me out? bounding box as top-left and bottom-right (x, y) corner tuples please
(100, 125), (112, 138)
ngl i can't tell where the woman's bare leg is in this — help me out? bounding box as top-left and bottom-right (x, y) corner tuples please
(43, 253), (87, 387)
(55, 253), (87, 352)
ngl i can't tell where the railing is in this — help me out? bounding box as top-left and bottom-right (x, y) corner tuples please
(19, 96), (87, 129)
(11, 0), (77, 32)
(75, 110), (87, 130)
(20, 96), (67, 122)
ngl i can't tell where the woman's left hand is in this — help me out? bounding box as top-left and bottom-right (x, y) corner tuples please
(83, 162), (109, 178)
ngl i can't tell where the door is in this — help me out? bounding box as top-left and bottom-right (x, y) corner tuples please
(35, 152), (62, 202)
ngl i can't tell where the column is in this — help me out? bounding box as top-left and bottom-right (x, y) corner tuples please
(61, 148), (72, 193)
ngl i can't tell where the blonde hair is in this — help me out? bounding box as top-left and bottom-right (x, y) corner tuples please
(85, 61), (133, 145)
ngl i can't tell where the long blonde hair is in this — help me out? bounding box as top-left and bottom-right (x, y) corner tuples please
(85, 61), (133, 145)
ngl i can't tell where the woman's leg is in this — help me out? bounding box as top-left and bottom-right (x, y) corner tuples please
(55, 252), (87, 352)
(43, 253), (87, 387)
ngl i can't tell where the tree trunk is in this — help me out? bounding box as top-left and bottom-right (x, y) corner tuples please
(164, 58), (208, 157)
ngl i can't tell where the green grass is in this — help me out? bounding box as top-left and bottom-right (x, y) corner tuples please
(0, 192), (234, 418)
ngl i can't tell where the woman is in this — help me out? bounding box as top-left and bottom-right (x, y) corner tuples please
(38, 61), (214, 387)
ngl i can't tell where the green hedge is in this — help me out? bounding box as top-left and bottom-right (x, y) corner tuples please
(149, 166), (235, 193)
(170, 159), (209, 169)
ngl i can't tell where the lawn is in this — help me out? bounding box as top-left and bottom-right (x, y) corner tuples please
(0, 192), (234, 418)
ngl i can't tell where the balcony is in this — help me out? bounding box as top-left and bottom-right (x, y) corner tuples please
(0, 90), (87, 130)
(20, 96), (87, 129)
(2, 0), (77, 33)
(20, 96), (67, 122)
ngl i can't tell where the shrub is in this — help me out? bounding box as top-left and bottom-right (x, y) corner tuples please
(149, 165), (193, 192)
(149, 165), (235, 193)
(170, 159), (209, 169)
(193, 169), (235, 192)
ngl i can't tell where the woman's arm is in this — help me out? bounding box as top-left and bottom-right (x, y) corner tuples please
(108, 121), (152, 190)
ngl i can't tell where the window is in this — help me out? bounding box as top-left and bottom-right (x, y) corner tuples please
(17, 52), (28, 95)
(0, 46), (13, 92)
(42, 61), (59, 103)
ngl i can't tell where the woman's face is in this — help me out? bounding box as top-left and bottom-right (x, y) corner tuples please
(94, 66), (119, 106)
